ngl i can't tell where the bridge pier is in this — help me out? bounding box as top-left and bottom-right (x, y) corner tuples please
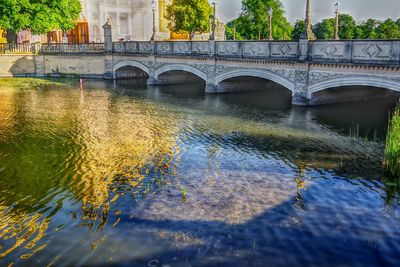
(205, 82), (218, 94)
(292, 92), (311, 106)
(147, 77), (158, 85)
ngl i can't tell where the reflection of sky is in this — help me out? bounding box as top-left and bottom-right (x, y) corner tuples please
(211, 0), (400, 23)
(0, 80), (399, 266)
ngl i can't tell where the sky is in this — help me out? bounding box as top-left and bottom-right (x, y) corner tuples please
(212, 0), (400, 24)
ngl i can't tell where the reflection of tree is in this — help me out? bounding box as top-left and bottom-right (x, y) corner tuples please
(294, 160), (308, 211)
(74, 92), (180, 221)
(0, 84), (181, 262)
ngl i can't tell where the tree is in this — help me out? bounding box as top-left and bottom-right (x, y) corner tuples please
(355, 19), (379, 39)
(0, 0), (81, 35)
(338, 14), (356, 39)
(376, 19), (400, 39)
(291, 20), (305, 40)
(165, 0), (212, 40)
(225, 21), (245, 40)
(225, 15), (257, 40)
(238, 0), (292, 40)
(313, 18), (335, 39)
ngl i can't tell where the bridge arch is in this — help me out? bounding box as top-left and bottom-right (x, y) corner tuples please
(307, 75), (400, 98)
(215, 69), (295, 92)
(113, 61), (150, 79)
(154, 64), (208, 82)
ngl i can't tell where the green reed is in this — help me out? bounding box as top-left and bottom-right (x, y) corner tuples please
(384, 105), (400, 178)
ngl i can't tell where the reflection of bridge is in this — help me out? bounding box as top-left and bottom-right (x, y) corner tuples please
(2, 39), (400, 105)
(108, 40), (400, 105)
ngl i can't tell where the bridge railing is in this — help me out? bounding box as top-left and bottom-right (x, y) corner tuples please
(40, 43), (106, 54)
(113, 41), (301, 60)
(0, 43), (38, 54)
(216, 41), (299, 60)
(113, 41), (213, 56)
(111, 40), (400, 65)
(309, 40), (400, 65)
(4, 40), (398, 65)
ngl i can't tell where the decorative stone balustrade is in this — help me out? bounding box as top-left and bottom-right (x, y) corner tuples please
(110, 40), (400, 65)
(31, 40), (400, 66)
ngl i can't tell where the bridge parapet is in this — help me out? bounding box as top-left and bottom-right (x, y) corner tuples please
(310, 40), (400, 65)
(109, 40), (400, 66)
(37, 40), (400, 66)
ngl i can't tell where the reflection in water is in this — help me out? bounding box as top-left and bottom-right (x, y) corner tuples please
(0, 79), (399, 266)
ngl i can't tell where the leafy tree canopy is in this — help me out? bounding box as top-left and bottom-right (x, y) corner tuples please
(291, 20), (305, 40)
(338, 14), (356, 39)
(0, 0), (81, 34)
(165, 0), (212, 40)
(314, 18), (335, 40)
(238, 0), (292, 40)
(376, 19), (400, 39)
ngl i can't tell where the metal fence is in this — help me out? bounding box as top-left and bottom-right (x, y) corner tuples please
(40, 43), (105, 54)
(0, 44), (37, 54)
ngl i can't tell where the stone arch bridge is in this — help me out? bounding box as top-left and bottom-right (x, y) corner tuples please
(42, 40), (400, 105)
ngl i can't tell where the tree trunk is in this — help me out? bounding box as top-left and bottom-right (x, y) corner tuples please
(6, 30), (17, 43)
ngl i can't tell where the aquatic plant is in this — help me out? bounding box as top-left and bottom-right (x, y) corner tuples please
(383, 104), (400, 206)
(180, 186), (187, 202)
(384, 104), (400, 178)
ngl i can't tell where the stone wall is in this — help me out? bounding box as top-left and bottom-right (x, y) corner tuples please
(0, 55), (36, 77)
(0, 54), (106, 78)
(42, 55), (105, 78)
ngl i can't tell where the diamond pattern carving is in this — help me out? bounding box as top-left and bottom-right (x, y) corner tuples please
(323, 45), (337, 56)
(364, 44), (381, 58)
(251, 45), (261, 54)
(279, 43), (290, 55)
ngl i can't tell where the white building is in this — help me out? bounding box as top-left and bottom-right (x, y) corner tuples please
(80, 0), (154, 42)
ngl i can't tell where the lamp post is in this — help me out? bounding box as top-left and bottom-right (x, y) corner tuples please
(268, 7), (273, 40)
(150, 0), (156, 41)
(334, 1), (340, 40)
(301, 0), (315, 40)
(210, 0), (217, 40)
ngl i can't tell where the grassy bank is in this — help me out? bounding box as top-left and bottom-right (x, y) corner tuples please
(385, 105), (400, 178)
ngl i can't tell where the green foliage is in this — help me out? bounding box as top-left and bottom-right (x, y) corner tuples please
(355, 19), (379, 39)
(291, 20), (305, 40)
(376, 19), (400, 39)
(337, 14), (356, 39)
(0, 0), (81, 34)
(225, 20), (246, 40)
(385, 105), (400, 178)
(165, 0), (212, 40)
(229, 0), (292, 40)
(225, 23), (240, 40)
(314, 18), (335, 39)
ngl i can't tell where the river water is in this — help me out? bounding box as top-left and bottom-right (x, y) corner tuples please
(0, 78), (399, 267)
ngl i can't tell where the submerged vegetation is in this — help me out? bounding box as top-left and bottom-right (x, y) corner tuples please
(0, 78), (68, 89)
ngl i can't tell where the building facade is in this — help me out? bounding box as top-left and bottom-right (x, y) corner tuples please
(8, 0), (224, 44)
(80, 0), (153, 42)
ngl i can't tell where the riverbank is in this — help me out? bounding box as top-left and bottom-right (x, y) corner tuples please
(385, 105), (400, 177)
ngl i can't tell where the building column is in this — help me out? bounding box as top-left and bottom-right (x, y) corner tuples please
(128, 13), (133, 41)
(103, 19), (113, 53)
(300, 0), (315, 40)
